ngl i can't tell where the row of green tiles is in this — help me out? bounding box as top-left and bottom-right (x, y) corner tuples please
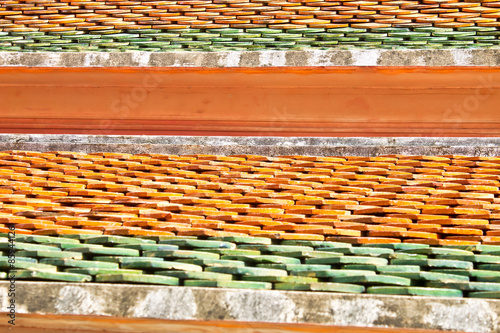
(2, 27), (500, 51)
(2, 234), (500, 298)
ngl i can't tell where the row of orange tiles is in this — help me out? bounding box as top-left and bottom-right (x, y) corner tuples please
(2, 151), (500, 245)
(2, 0), (500, 31)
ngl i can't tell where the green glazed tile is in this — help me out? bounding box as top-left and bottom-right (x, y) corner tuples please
(468, 291), (500, 298)
(240, 275), (318, 283)
(59, 243), (104, 250)
(399, 247), (473, 256)
(368, 37), (404, 42)
(456, 36), (496, 41)
(0, 260), (57, 272)
(221, 255), (300, 265)
(205, 266), (287, 277)
(275, 282), (364, 293)
(201, 249), (261, 256)
(155, 270), (232, 281)
(113, 37), (152, 43)
(256, 264), (330, 271)
(306, 256), (388, 266)
(127, 29), (163, 34)
(293, 269), (376, 278)
(380, 271), (469, 282)
(64, 35), (101, 40)
(360, 243), (428, 250)
(238, 245), (314, 252)
(432, 31), (475, 37)
(115, 244), (179, 251)
(70, 247), (140, 257)
(414, 27), (453, 33)
(431, 269), (500, 279)
(333, 247), (394, 257)
(283, 240), (350, 248)
(138, 236), (196, 242)
(367, 286), (462, 297)
(326, 37), (358, 42)
(435, 254), (500, 264)
(287, 28), (325, 33)
(122, 260), (202, 272)
(159, 239), (235, 249)
(328, 27), (366, 33)
(477, 31), (500, 36)
(477, 276), (500, 282)
(23, 235), (80, 245)
(184, 279), (272, 289)
(477, 264), (500, 271)
(388, 32), (430, 38)
(17, 250), (83, 260)
(0, 256), (36, 263)
(94, 256), (164, 264)
(144, 250), (219, 260)
(39, 258), (118, 269)
(61, 234), (105, 240)
(85, 236), (154, 245)
(432, 40), (474, 45)
(390, 259), (473, 270)
(52, 30), (88, 36)
(315, 242), (353, 249)
(96, 273), (179, 285)
(330, 275), (411, 286)
(346, 33), (386, 39)
(388, 253), (428, 260)
(65, 268), (143, 275)
(175, 259), (246, 267)
(0, 242), (60, 252)
(372, 27), (410, 33)
(377, 265), (421, 273)
(427, 281), (500, 291)
(0, 37), (24, 42)
(208, 28), (240, 34)
(245, 28), (282, 34)
(342, 264), (377, 271)
(16, 269), (91, 282)
(209, 236), (271, 245)
(273, 251), (343, 259)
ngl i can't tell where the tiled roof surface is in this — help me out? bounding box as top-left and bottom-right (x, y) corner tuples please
(2, 0), (500, 50)
(2, 151), (500, 244)
(5, 233), (500, 298)
(3, 150), (500, 297)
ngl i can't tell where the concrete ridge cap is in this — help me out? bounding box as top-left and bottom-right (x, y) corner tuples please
(2, 281), (500, 332)
(1, 49), (500, 67)
(1, 134), (500, 147)
(1, 135), (500, 156)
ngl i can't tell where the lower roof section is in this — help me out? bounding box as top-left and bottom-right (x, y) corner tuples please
(0, 281), (498, 333)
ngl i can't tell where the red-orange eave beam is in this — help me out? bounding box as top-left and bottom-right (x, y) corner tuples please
(1, 66), (499, 137)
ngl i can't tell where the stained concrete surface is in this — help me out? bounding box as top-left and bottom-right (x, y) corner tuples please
(1, 135), (500, 156)
(0, 282), (498, 332)
(1, 50), (500, 67)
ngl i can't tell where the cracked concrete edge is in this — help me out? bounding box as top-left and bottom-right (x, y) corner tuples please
(1, 49), (500, 67)
(0, 282), (499, 332)
(0, 134), (499, 156)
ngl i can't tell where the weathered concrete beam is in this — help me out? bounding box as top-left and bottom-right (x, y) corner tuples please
(0, 282), (498, 332)
(1, 50), (500, 67)
(1, 134), (500, 156)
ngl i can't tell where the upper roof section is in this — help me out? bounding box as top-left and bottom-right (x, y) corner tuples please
(2, 0), (500, 52)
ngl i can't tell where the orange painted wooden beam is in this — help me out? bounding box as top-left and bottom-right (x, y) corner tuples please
(1, 66), (499, 136)
(3, 313), (464, 333)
